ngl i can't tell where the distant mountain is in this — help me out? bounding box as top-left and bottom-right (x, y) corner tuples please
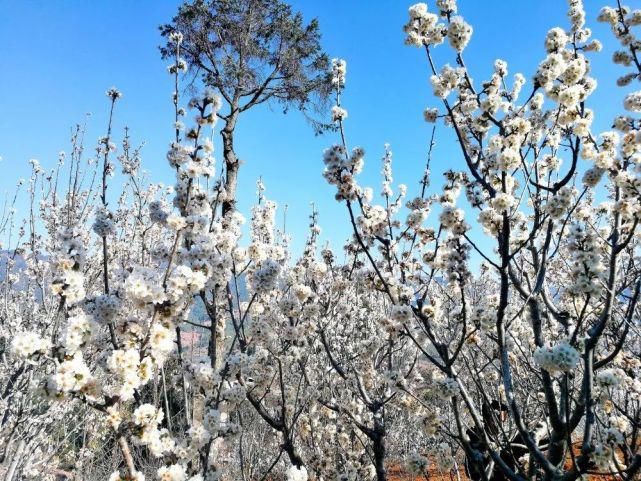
(0, 250), (48, 301)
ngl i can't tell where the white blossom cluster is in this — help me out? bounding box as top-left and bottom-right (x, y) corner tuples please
(533, 340), (581, 373)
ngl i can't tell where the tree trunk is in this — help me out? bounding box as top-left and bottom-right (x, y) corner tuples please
(282, 437), (305, 469)
(117, 435), (136, 477)
(4, 439), (25, 481)
(221, 112), (239, 217)
(175, 326), (191, 427)
(372, 417), (387, 481)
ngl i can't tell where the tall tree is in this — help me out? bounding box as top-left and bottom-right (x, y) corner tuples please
(160, 0), (332, 216)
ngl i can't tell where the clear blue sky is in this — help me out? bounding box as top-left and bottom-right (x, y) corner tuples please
(0, 1), (630, 255)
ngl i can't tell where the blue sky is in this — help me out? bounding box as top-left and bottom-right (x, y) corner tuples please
(0, 1), (631, 255)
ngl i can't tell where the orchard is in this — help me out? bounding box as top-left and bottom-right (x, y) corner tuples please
(1, 1), (640, 480)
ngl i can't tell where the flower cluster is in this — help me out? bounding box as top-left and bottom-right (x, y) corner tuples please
(403, 3), (447, 48)
(11, 331), (51, 359)
(331, 58), (347, 87)
(322, 145), (364, 201)
(533, 340), (580, 373)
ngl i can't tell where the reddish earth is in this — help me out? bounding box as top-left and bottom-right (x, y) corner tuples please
(385, 451), (623, 481)
(386, 468), (617, 481)
(387, 464), (469, 480)
(180, 330), (202, 345)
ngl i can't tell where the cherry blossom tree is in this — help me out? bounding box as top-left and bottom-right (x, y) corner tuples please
(319, 1), (641, 479)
